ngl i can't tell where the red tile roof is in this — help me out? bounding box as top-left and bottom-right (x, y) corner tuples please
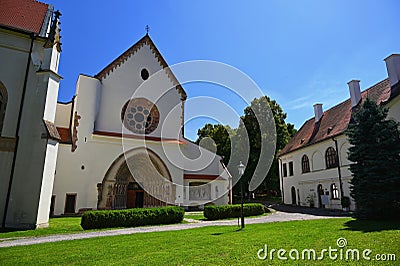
(0, 0), (48, 34)
(279, 78), (392, 156)
(57, 127), (71, 143)
(184, 174), (222, 180)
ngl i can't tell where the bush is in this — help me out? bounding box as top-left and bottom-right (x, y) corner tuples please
(204, 203), (266, 220)
(81, 206), (184, 230)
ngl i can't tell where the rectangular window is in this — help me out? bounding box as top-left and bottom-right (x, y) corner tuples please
(189, 182), (211, 200)
(49, 195), (56, 217)
(64, 193), (77, 214)
(283, 163), (287, 177)
(289, 161), (294, 176)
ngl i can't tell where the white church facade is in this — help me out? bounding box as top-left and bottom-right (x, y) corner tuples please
(52, 34), (230, 215)
(279, 54), (400, 211)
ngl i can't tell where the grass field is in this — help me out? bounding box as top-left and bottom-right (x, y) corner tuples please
(0, 218), (398, 265)
(0, 217), (84, 240)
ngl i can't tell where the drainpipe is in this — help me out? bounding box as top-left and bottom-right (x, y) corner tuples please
(278, 158), (284, 204)
(2, 33), (36, 228)
(332, 137), (344, 199)
(220, 160), (233, 205)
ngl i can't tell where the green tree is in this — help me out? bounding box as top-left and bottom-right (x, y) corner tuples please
(196, 123), (234, 165)
(346, 98), (400, 219)
(287, 123), (297, 138)
(234, 96), (292, 196)
(196, 96), (294, 199)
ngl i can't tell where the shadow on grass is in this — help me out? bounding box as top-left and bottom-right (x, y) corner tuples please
(342, 219), (400, 232)
(0, 228), (30, 233)
(210, 227), (245, 236)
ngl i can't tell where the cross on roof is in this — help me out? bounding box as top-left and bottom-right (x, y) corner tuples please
(145, 25), (150, 34)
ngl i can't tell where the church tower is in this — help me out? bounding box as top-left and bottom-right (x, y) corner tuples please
(0, 0), (62, 228)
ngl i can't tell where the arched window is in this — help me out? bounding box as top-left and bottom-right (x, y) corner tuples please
(301, 155), (310, 173)
(325, 147), (338, 169)
(331, 183), (339, 199)
(0, 82), (7, 135)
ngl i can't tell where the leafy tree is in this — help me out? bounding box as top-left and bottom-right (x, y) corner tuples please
(195, 96), (294, 199)
(196, 124), (234, 165)
(237, 96), (291, 195)
(287, 123), (297, 138)
(346, 98), (400, 219)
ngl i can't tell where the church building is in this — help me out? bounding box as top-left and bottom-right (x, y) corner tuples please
(0, 0), (62, 228)
(279, 54), (400, 210)
(52, 34), (230, 215)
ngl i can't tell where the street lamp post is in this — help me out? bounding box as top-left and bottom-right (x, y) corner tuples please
(238, 161), (245, 229)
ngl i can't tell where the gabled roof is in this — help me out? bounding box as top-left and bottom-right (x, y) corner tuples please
(279, 78), (393, 156)
(94, 34), (187, 100)
(0, 0), (49, 34)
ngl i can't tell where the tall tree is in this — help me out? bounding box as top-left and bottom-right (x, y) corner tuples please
(287, 123), (297, 138)
(196, 96), (294, 198)
(346, 98), (400, 219)
(196, 123), (234, 165)
(234, 96), (292, 195)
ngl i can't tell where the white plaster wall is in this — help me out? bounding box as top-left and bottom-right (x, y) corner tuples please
(0, 30), (31, 138)
(53, 135), (185, 215)
(36, 141), (58, 226)
(55, 102), (72, 127)
(0, 151), (14, 222)
(280, 135), (354, 210)
(386, 96), (400, 122)
(0, 28), (61, 228)
(74, 75), (101, 138)
(95, 44), (183, 140)
(42, 74), (60, 122)
(182, 141), (221, 175)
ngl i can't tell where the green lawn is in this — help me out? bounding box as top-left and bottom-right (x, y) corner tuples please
(184, 212), (206, 221)
(0, 218), (398, 265)
(0, 217), (84, 240)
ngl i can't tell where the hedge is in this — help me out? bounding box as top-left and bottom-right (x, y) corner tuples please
(204, 203), (267, 220)
(81, 206), (184, 230)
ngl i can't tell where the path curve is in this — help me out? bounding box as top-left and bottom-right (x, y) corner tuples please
(0, 211), (348, 248)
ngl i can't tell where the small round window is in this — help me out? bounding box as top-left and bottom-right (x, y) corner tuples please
(121, 98), (159, 134)
(141, 68), (149, 80)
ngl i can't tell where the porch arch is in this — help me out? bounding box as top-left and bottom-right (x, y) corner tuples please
(97, 147), (175, 209)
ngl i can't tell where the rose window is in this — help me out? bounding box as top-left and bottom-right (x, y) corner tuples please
(121, 98), (160, 134)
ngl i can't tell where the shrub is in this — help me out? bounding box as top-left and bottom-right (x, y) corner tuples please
(203, 203), (266, 220)
(81, 206), (184, 230)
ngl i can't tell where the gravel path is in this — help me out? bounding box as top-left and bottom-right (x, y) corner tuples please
(0, 210), (348, 248)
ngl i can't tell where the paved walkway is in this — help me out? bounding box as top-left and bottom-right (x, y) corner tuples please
(0, 207), (349, 248)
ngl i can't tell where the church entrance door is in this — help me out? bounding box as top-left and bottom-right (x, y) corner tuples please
(126, 182), (144, 208)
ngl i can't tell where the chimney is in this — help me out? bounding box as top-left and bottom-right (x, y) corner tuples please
(313, 103), (323, 123)
(384, 54), (400, 87)
(347, 80), (362, 108)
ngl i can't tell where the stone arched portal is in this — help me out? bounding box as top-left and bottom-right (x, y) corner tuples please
(97, 148), (175, 209)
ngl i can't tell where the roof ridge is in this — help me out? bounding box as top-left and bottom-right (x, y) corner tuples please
(94, 34), (186, 100)
(279, 77), (391, 156)
(321, 78), (389, 117)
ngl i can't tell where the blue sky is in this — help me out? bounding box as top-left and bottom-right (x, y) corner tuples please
(47, 0), (399, 140)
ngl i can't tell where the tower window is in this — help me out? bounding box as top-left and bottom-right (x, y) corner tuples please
(141, 68), (149, 80)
